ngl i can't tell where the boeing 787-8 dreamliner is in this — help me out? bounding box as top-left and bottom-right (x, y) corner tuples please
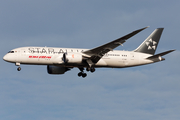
(3, 27), (175, 78)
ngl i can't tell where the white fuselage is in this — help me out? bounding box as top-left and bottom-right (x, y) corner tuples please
(3, 47), (158, 68)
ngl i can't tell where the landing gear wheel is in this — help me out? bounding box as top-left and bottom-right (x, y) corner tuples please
(78, 67), (87, 78)
(78, 72), (87, 78)
(86, 67), (95, 72)
(78, 72), (82, 77)
(17, 67), (21, 71)
(82, 73), (87, 78)
(86, 67), (90, 72)
(90, 67), (95, 73)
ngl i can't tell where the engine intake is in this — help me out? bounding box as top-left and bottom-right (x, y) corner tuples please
(47, 65), (70, 74)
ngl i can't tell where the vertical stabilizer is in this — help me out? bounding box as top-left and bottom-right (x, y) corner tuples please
(134, 28), (164, 55)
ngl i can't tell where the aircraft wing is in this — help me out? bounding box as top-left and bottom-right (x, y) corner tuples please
(83, 27), (148, 63)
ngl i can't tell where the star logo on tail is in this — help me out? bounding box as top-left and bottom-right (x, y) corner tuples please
(146, 38), (157, 50)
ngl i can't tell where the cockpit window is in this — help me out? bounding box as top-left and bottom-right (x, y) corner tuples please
(8, 51), (14, 53)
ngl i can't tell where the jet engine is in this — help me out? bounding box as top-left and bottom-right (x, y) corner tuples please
(62, 53), (83, 64)
(47, 65), (70, 74)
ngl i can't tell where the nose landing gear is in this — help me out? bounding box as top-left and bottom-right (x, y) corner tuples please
(17, 67), (21, 71)
(16, 62), (21, 71)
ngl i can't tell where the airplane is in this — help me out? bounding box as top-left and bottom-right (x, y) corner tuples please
(3, 27), (175, 78)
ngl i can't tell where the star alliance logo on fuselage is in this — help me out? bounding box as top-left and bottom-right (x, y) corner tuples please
(146, 38), (157, 50)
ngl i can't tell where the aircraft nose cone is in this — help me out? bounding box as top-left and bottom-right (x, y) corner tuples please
(3, 54), (9, 61)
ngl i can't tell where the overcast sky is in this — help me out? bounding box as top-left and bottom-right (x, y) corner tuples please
(0, 1), (180, 120)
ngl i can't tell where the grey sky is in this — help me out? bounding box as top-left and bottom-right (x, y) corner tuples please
(0, 1), (180, 120)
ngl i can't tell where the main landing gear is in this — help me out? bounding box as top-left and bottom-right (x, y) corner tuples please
(86, 67), (95, 72)
(78, 67), (95, 78)
(78, 68), (87, 78)
(78, 72), (87, 78)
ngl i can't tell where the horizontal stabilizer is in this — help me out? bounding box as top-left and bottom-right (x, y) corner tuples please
(146, 50), (175, 59)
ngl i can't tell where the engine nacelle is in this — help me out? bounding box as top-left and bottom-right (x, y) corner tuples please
(47, 65), (70, 74)
(63, 53), (83, 64)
